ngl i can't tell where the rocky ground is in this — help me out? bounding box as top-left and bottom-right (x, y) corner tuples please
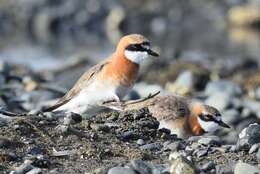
(0, 58), (260, 174)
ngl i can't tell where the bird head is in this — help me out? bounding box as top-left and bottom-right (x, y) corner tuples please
(116, 34), (159, 64)
(196, 104), (230, 133)
(192, 102), (230, 132)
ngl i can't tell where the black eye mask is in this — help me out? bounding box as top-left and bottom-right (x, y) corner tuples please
(125, 43), (149, 52)
(199, 114), (215, 122)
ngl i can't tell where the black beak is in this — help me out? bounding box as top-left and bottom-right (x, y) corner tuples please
(218, 120), (230, 128)
(147, 49), (159, 57)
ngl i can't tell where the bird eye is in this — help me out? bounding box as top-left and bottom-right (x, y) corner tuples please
(199, 114), (212, 121)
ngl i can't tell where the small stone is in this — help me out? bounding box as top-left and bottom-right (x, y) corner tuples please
(136, 139), (145, 146)
(205, 92), (231, 111)
(222, 109), (240, 124)
(108, 167), (136, 174)
(166, 70), (193, 95)
(205, 80), (242, 97)
(170, 156), (196, 174)
(122, 130), (137, 141)
(198, 136), (221, 146)
(237, 123), (260, 150)
(26, 167), (42, 174)
(201, 161), (215, 172)
(256, 148), (260, 160)
(163, 141), (182, 151)
(249, 143), (260, 154)
(234, 162), (260, 174)
(90, 124), (110, 132)
(194, 148), (208, 158)
(131, 160), (151, 174)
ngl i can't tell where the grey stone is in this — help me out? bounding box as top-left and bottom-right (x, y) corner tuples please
(108, 167), (136, 174)
(257, 148), (260, 160)
(136, 139), (145, 146)
(205, 92), (231, 111)
(205, 80), (242, 97)
(131, 160), (151, 174)
(194, 148), (208, 158)
(243, 99), (260, 115)
(234, 162), (260, 174)
(255, 87), (260, 100)
(249, 143), (260, 154)
(222, 109), (240, 124)
(26, 168), (42, 174)
(163, 141), (182, 151)
(170, 156), (196, 174)
(201, 161), (215, 172)
(237, 123), (260, 149)
(198, 136), (221, 146)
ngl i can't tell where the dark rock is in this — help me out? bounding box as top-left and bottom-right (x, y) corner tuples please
(131, 160), (152, 174)
(90, 123), (110, 132)
(201, 161), (215, 172)
(237, 123), (260, 150)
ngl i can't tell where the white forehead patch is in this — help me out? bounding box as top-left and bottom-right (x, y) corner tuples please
(198, 117), (220, 132)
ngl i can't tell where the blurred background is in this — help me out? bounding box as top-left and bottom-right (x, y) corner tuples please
(0, 0), (260, 70)
(1, 0), (260, 143)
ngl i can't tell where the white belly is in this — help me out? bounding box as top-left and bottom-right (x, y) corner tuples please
(55, 80), (130, 117)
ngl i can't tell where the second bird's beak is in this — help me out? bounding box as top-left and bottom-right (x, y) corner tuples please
(147, 49), (159, 57)
(218, 120), (230, 128)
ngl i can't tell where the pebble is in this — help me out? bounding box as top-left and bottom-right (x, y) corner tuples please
(108, 167), (136, 174)
(163, 141), (182, 151)
(205, 92), (231, 111)
(136, 139), (145, 146)
(201, 161), (215, 172)
(140, 143), (162, 151)
(10, 160), (33, 174)
(166, 70), (193, 95)
(122, 130), (137, 141)
(248, 143), (260, 154)
(198, 136), (221, 146)
(131, 160), (152, 174)
(222, 109), (240, 124)
(255, 87), (260, 100)
(90, 123), (110, 132)
(204, 80), (242, 97)
(256, 148), (260, 160)
(237, 123), (260, 150)
(194, 148), (208, 158)
(170, 156), (196, 174)
(234, 162), (260, 174)
(26, 168), (42, 174)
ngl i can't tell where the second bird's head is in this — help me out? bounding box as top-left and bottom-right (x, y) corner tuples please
(116, 34), (159, 64)
(192, 103), (230, 133)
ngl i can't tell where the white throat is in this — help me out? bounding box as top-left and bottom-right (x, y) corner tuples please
(124, 50), (148, 64)
(198, 117), (220, 132)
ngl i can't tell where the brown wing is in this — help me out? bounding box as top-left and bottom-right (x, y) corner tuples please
(43, 60), (110, 112)
(145, 95), (191, 121)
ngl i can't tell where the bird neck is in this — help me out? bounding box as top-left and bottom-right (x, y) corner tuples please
(187, 102), (205, 136)
(108, 51), (139, 86)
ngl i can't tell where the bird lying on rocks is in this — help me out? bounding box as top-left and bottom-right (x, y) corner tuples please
(102, 94), (230, 138)
(43, 34), (159, 117)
